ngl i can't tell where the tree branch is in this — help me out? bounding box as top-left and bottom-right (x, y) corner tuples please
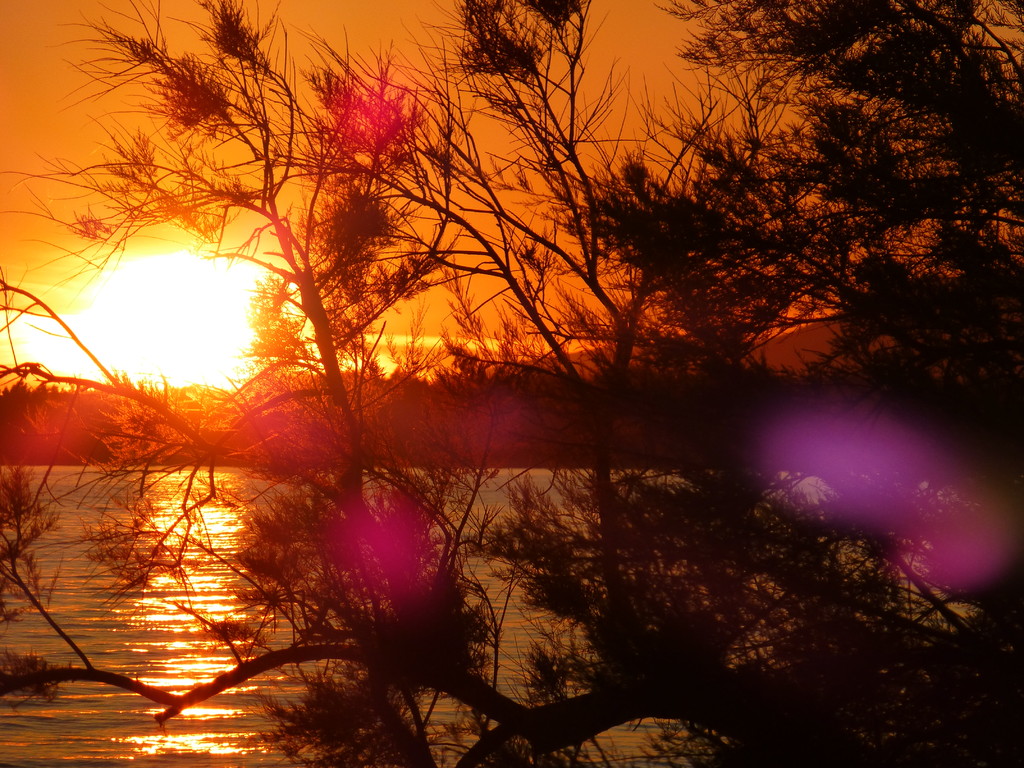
(0, 643), (361, 724)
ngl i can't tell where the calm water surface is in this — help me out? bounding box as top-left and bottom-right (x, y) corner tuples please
(0, 467), (295, 767)
(0, 467), (653, 767)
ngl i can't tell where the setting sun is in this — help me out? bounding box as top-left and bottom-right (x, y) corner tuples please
(65, 251), (263, 386)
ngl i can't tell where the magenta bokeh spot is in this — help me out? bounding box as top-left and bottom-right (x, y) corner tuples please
(336, 501), (432, 609)
(757, 401), (1018, 591)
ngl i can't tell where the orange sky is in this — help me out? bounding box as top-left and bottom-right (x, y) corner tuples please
(0, 0), (686, 381)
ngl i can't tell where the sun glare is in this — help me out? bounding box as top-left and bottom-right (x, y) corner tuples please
(70, 251), (263, 386)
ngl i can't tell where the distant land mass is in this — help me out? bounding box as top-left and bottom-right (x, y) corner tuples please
(0, 375), (670, 470)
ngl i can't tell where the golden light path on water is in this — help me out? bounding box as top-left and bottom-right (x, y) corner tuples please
(107, 475), (286, 763)
(120, 470), (654, 764)
(2, 467), (662, 766)
(0, 467), (300, 767)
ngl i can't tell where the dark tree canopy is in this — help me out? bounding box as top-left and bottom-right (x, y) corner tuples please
(2, 1), (1024, 767)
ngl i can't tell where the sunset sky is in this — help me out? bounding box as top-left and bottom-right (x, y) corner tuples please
(0, 0), (685, 383)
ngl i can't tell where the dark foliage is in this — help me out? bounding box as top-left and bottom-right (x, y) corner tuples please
(4, 1), (1024, 767)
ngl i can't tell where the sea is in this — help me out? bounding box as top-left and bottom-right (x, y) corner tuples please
(0, 466), (299, 767)
(0, 467), (659, 768)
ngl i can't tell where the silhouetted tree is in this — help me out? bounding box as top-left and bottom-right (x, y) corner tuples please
(2, 1), (1024, 767)
(660, 0), (1024, 405)
(581, 1), (1024, 764)
(1, 2), (499, 766)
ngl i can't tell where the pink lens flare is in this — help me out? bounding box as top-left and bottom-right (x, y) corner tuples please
(756, 401), (1018, 591)
(333, 500), (435, 611)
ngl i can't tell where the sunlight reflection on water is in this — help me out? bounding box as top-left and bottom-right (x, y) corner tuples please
(2, 467), (656, 767)
(116, 732), (253, 756)
(0, 467), (292, 767)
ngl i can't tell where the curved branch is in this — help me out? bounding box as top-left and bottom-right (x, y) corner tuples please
(0, 666), (181, 706)
(152, 643), (360, 723)
(3, 641), (670, 763)
(0, 643), (361, 722)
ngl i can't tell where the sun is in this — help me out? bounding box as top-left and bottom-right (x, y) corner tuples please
(71, 251), (264, 386)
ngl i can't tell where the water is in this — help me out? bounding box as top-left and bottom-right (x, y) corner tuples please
(0, 467), (295, 767)
(0, 467), (655, 767)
